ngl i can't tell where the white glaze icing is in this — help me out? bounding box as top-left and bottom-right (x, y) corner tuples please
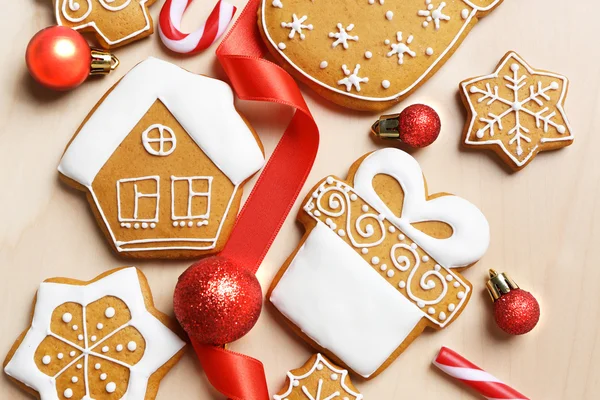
(387, 32), (416, 65)
(338, 64), (369, 93)
(329, 23), (358, 49)
(281, 14), (313, 40)
(278, 42), (286, 50)
(418, 1), (450, 30)
(382, 80), (391, 89)
(320, 61), (328, 69)
(385, 11), (393, 20)
(364, 51), (372, 59)
(4, 268), (186, 400)
(141, 124), (177, 156)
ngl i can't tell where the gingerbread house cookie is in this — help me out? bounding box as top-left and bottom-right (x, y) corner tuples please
(58, 58), (265, 259)
(54, 0), (157, 49)
(259, 0), (504, 110)
(4, 267), (186, 400)
(269, 148), (490, 378)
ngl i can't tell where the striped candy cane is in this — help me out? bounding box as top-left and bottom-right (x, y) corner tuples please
(433, 347), (530, 400)
(158, 0), (237, 54)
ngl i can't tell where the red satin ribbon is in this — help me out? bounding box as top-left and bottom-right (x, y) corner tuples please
(191, 0), (320, 398)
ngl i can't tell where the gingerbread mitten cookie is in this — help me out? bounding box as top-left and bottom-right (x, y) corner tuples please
(4, 267), (186, 400)
(269, 148), (490, 378)
(259, 0), (504, 110)
(58, 58), (265, 259)
(461, 52), (574, 171)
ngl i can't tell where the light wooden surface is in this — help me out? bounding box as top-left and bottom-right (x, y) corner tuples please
(1, 0), (599, 399)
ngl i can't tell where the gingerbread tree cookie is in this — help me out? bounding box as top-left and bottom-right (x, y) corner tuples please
(259, 0), (504, 110)
(4, 267), (186, 400)
(274, 354), (363, 400)
(461, 52), (574, 171)
(269, 148), (490, 379)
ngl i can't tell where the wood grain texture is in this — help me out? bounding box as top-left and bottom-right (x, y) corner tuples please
(0, 0), (599, 399)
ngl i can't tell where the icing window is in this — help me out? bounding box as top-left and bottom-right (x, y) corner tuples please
(116, 176), (160, 223)
(142, 124), (177, 156)
(171, 176), (212, 225)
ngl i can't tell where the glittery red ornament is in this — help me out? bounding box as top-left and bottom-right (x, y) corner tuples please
(26, 26), (119, 91)
(174, 256), (263, 345)
(487, 269), (540, 335)
(397, 104), (441, 148)
(371, 104), (441, 148)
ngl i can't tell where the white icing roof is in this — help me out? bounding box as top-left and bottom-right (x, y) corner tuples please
(58, 57), (265, 187)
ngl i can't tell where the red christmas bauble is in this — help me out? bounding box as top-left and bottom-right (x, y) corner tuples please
(493, 289), (540, 335)
(398, 104), (441, 148)
(173, 256), (263, 346)
(26, 26), (91, 91)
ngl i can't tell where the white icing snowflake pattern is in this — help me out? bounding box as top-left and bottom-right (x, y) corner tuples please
(281, 14), (313, 39)
(468, 63), (567, 157)
(386, 32), (416, 65)
(338, 64), (369, 92)
(328, 23), (358, 49)
(418, 0), (451, 30)
(272, 0), (283, 8)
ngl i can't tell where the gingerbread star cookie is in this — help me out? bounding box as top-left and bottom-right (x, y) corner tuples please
(274, 354), (363, 400)
(461, 52), (574, 171)
(54, 0), (157, 49)
(269, 148), (490, 379)
(4, 267), (186, 400)
(259, 0), (504, 111)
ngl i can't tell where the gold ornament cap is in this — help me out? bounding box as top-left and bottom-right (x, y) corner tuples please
(371, 113), (401, 139)
(486, 269), (519, 302)
(89, 49), (120, 76)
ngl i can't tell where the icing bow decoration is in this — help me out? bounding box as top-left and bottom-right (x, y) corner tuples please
(353, 149), (489, 269)
(159, 0), (237, 54)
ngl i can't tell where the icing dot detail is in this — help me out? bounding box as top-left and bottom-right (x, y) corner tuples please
(179, 221), (186, 227)
(398, 234), (405, 241)
(320, 61), (328, 69)
(100, 373), (108, 381)
(102, 346), (109, 353)
(428, 307), (435, 315)
(457, 291), (465, 299)
(69, 351), (76, 357)
(365, 51), (372, 59)
(106, 382), (117, 393)
(172, 222), (178, 227)
(91, 335), (97, 342)
(453, 282), (460, 288)
(446, 274), (454, 281)
(448, 303), (456, 312)
(384, 39), (390, 45)
(398, 281), (406, 289)
(350, 194), (357, 201)
(116, 344), (124, 352)
(105, 307), (116, 318)
(78, 334), (83, 341)
(278, 42), (286, 50)
(426, 47), (434, 56)
(150, 223), (156, 229)
(338, 229), (346, 237)
(382, 80), (391, 89)
(62, 313), (72, 323)
(97, 323), (103, 330)
(127, 341), (137, 351)
(422, 255), (430, 262)
(388, 226), (396, 233)
(387, 270), (395, 278)
(361, 248), (368, 255)
(76, 364), (82, 370)
(57, 353), (64, 360)
(434, 265), (442, 272)
(134, 223), (140, 229)
(461, 9), (469, 19)
(380, 264), (387, 271)
(371, 257), (380, 265)
(64, 388), (73, 398)
(417, 301), (425, 308)
(142, 222), (149, 229)
(385, 11), (393, 20)
(293, 380), (299, 387)
(42, 355), (51, 365)
(95, 363), (101, 370)
(361, 205), (369, 212)
(439, 312), (447, 321)
(72, 325), (78, 331)
(71, 376), (78, 383)
(411, 243), (418, 249)
(317, 363), (324, 371)
(331, 373), (339, 381)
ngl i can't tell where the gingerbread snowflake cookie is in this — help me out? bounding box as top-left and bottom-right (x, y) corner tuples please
(58, 58), (265, 259)
(4, 267), (186, 400)
(259, 0), (504, 111)
(461, 52), (574, 171)
(54, 0), (157, 49)
(274, 354), (362, 400)
(269, 148), (490, 379)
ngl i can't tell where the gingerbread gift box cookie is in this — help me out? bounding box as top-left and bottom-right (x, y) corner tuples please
(259, 0), (504, 111)
(269, 148), (490, 378)
(54, 0), (157, 49)
(4, 267), (186, 400)
(461, 52), (574, 171)
(58, 58), (265, 259)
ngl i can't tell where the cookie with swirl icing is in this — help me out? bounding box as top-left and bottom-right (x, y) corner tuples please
(269, 148), (490, 379)
(259, 0), (504, 110)
(54, 0), (157, 49)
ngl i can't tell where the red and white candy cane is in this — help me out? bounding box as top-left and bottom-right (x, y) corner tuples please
(159, 0), (237, 55)
(433, 347), (530, 400)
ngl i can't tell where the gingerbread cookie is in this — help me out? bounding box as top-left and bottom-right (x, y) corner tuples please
(54, 0), (157, 49)
(259, 0), (504, 111)
(274, 354), (363, 400)
(4, 267), (186, 400)
(58, 58), (265, 259)
(461, 52), (574, 171)
(269, 148), (490, 379)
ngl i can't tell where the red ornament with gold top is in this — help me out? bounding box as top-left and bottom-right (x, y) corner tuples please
(26, 26), (119, 91)
(371, 104), (441, 148)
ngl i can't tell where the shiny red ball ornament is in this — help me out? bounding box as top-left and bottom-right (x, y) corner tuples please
(487, 269), (540, 335)
(26, 26), (92, 91)
(173, 256), (263, 346)
(371, 104), (441, 148)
